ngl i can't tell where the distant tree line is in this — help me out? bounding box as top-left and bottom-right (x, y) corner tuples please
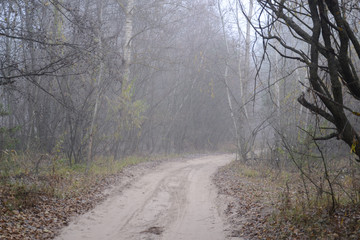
(0, 0), (236, 164)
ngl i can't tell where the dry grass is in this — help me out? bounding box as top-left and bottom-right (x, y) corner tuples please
(216, 156), (360, 239)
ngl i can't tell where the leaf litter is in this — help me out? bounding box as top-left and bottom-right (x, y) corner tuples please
(0, 160), (163, 240)
(213, 160), (360, 239)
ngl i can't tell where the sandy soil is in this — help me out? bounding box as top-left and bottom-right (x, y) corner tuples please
(55, 154), (234, 240)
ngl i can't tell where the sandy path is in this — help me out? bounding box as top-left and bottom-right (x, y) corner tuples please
(55, 154), (233, 240)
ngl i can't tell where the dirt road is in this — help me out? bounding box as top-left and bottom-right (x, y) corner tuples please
(55, 154), (234, 240)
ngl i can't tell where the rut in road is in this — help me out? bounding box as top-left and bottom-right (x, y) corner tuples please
(55, 154), (233, 240)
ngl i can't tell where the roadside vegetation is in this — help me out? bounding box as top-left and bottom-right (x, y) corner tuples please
(0, 152), (172, 239)
(215, 150), (360, 239)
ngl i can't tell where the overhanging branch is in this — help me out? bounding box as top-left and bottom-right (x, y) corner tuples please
(298, 93), (335, 124)
(313, 132), (338, 140)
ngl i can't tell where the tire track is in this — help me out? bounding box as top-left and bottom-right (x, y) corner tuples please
(55, 154), (233, 240)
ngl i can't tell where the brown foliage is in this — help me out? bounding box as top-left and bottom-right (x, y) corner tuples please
(214, 160), (360, 239)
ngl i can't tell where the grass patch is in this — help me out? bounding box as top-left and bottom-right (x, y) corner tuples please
(237, 166), (260, 178)
(89, 155), (148, 175)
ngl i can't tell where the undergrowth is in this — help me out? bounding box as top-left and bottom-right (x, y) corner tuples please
(231, 158), (360, 239)
(0, 153), (158, 211)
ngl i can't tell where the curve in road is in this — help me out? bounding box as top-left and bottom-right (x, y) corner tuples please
(55, 154), (233, 240)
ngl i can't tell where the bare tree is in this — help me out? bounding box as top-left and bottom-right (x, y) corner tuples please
(251, 0), (360, 160)
(0, 0), (236, 163)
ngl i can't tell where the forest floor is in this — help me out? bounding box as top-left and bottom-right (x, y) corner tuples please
(214, 160), (360, 239)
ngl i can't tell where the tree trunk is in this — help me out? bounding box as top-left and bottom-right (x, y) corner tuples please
(121, 0), (134, 87)
(87, 1), (104, 164)
(218, 0), (241, 159)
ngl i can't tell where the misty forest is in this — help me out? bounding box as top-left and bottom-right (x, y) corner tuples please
(1, 0), (360, 239)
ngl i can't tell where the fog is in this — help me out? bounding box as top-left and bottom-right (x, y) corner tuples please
(0, 0), (357, 164)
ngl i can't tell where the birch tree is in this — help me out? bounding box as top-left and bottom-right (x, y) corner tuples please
(217, 0), (241, 158)
(87, 0), (105, 163)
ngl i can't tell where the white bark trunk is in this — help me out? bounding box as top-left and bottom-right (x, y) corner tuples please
(88, 1), (104, 163)
(122, 0), (134, 86)
(235, 0), (253, 120)
(274, 52), (281, 118)
(218, 1), (240, 155)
